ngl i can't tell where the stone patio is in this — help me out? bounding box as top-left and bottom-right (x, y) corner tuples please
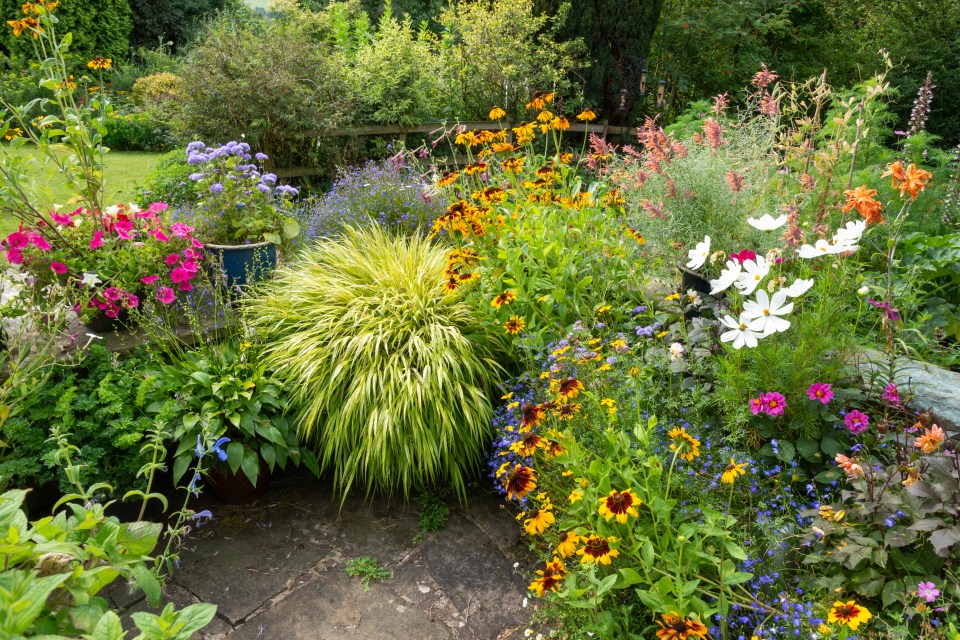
(108, 472), (533, 639)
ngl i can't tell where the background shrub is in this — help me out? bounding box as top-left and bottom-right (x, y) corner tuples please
(135, 148), (199, 208)
(246, 226), (506, 499)
(0, 0), (133, 63)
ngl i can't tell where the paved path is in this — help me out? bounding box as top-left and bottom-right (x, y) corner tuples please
(109, 473), (533, 639)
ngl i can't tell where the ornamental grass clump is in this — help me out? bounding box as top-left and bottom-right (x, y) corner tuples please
(245, 225), (506, 499)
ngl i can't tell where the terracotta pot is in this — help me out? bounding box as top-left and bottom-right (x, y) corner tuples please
(206, 459), (271, 504)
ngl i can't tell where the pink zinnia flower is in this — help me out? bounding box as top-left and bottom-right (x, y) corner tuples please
(141, 275), (160, 285)
(762, 392), (786, 416)
(165, 253), (180, 266)
(90, 232), (104, 250)
(882, 383), (900, 405)
(50, 261), (67, 274)
(807, 382), (834, 404)
(844, 410), (870, 434)
(157, 287), (176, 305)
(749, 396), (764, 415)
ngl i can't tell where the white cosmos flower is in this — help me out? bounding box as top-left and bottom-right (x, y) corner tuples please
(710, 260), (741, 295)
(834, 219), (866, 244)
(719, 313), (765, 349)
(797, 239), (841, 259)
(734, 256), (769, 295)
(747, 213), (788, 231)
(783, 278), (814, 298)
(742, 289), (794, 335)
(685, 235), (711, 270)
(81, 272), (102, 288)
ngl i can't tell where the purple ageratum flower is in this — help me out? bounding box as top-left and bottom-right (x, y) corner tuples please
(261, 173), (278, 185)
(209, 183), (223, 195)
(762, 392), (787, 416)
(188, 172), (204, 181)
(807, 382), (834, 404)
(256, 184), (271, 194)
(882, 382), (900, 405)
(255, 152), (269, 161)
(917, 581), (940, 603)
(844, 410), (870, 434)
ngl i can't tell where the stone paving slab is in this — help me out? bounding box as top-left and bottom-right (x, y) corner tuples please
(111, 473), (531, 639)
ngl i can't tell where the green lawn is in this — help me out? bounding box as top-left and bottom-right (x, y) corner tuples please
(0, 145), (163, 236)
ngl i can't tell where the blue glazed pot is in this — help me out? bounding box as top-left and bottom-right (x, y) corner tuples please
(204, 241), (277, 289)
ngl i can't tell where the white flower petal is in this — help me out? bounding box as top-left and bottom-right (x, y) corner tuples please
(685, 235), (711, 270)
(783, 278), (814, 298)
(747, 213), (788, 231)
(710, 261), (741, 295)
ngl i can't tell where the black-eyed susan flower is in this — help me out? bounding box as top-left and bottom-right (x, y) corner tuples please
(554, 403), (580, 420)
(598, 488), (640, 524)
(536, 109), (554, 123)
(504, 315), (526, 334)
(511, 431), (544, 457)
(463, 161), (487, 175)
(523, 501), (555, 535)
(655, 612), (709, 640)
(479, 186), (505, 202)
(720, 459), (747, 484)
(568, 489), (583, 504)
(576, 535), (619, 565)
(667, 426), (701, 461)
(3, 127), (23, 141)
(442, 274), (460, 294)
(503, 156), (526, 173)
(491, 290), (516, 309)
(436, 170), (459, 187)
(500, 463), (537, 500)
(576, 108), (597, 122)
(551, 116), (570, 131)
(520, 403), (545, 428)
(556, 377), (584, 402)
(528, 558), (565, 596)
(558, 152), (573, 164)
(827, 600), (872, 630)
(491, 142), (515, 154)
(556, 531), (579, 557)
(454, 130), (475, 146)
(489, 106), (506, 120)
(87, 55), (112, 70)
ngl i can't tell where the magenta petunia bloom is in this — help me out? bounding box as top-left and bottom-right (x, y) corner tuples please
(5, 247), (24, 264)
(917, 581), (940, 603)
(157, 287), (176, 305)
(141, 275), (159, 285)
(762, 392), (787, 416)
(749, 396), (764, 415)
(165, 253), (180, 266)
(90, 231), (104, 250)
(50, 261), (67, 274)
(169, 266), (191, 283)
(882, 383), (900, 405)
(5, 231), (28, 248)
(807, 382), (834, 404)
(30, 234), (51, 251)
(730, 249), (757, 264)
(844, 410), (870, 434)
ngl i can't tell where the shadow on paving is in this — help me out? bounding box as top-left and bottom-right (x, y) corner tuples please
(110, 472), (533, 639)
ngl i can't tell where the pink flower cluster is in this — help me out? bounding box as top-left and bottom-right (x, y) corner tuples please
(806, 381), (833, 404)
(749, 391), (786, 416)
(1, 202), (204, 319)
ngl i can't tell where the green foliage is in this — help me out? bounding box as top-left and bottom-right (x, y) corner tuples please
(149, 336), (319, 487)
(0, 0), (133, 63)
(416, 491), (449, 532)
(343, 556), (392, 590)
(0, 488), (216, 639)
(103, 109), (177, 152)
(437, 0), (585, 118)
(898, 232), (960, 340)
(175, 14), (353, 163)
(0, 345), (161, 492)
(135, 148), (199, 209)
(128, 0), (247, 53)
(246, 225), (506, 499)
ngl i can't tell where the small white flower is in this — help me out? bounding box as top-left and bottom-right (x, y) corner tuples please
(747, 213), (788, 231)
(513, 562), (520, 568)
(524, 629), (533, 638)
(685, 235), (711, 270)
(686, 288), (702, 307)
(522, 598), (528, 609)
(857, 285), (870, 297)
(782, 278), (814, 298)
(669, 342), (685, 360)
(719, 313), (765, 349)
(709, 260), (741, 295)
(734, 256), (770, 295)
(742, 290), (794, 335)
(797, 239), (837, 259)
(833, 219), (866, 247)
(81, 272), (102, 288)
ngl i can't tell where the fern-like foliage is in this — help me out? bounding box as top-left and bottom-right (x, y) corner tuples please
(246, 226), (506, 500)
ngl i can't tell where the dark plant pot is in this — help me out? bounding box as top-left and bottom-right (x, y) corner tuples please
(204, 241), (277, 290)
(84, 307), (132, 333)
(678, 264), (711, 296)
(206, 460), (270, 504)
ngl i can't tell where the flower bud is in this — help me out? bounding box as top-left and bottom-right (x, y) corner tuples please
(857, 286), (869, 297)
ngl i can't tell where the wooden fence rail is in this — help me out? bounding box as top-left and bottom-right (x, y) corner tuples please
(271, 119), (635, 179)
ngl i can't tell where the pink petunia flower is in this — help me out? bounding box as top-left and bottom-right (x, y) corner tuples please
(102, 286), (122, 302)
(152, 228), (170, 242)
(807, 382), (834, 404)
(762, 392), (787, 416)
(157, 287), (176, 305)
(730, 249), (757, 264)
(5, 231), (29, 248)
(5, 248), (24, 264)
(882, 383), (900, 405)
(50, 211), (74, 226)
(29, 234), (51, 251)
(114, 220), (136, 240)
(90, 232), (104, 250)
(170, 222), (195, 238)
(50, 261), (68, 274)
(170, 266), (190, 283)
(749, 396), (764, 415)
(141, 275), (160, 285)
(165, 253), (180, 266)
(125, 293), (140, 308)
(844, 410), (870, 434)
